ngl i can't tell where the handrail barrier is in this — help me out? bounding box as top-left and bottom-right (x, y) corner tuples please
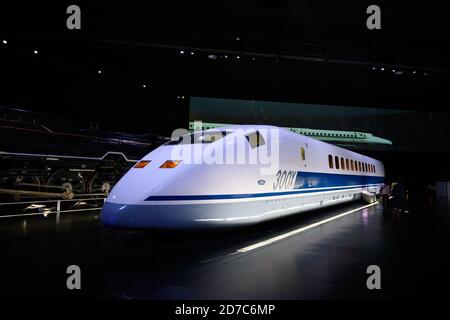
(0, 197), (106, 219)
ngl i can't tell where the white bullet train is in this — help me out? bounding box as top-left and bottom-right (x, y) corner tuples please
(101, 125), (385, 229)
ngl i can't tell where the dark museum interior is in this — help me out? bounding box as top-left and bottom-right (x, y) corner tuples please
(1, 1), (450, 304)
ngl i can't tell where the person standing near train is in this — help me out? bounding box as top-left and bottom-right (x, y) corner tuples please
(380, 181), (391, 213)
(391, 179), (406, 215)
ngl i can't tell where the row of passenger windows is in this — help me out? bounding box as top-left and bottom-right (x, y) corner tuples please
(295, 131), (360, 138)
(328, 154), (376, 173)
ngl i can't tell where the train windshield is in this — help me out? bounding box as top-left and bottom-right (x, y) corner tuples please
(166, 131), (228, 145)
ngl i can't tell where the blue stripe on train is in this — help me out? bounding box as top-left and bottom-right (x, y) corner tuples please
(145, 171), (384, 201)
(294, 171), (384, 189)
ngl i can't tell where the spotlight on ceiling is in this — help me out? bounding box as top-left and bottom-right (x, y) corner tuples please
(236, 37), (240, 41)
(394, 71), (403, 75)
(33, 50), (38, 54)
(392, 69), (396, 73)
(236, 56), (240, 59)
(179, 50), (184, 54)
(142, 84), (146, 88)
(97, 70), (102, 74)
(413, 70), (417, 74)
(208, 54), (217, 60)
(381, 67), (385, 71)
(190, 51), (194, 55)
(2, 40), (7, 45)
(372, 67), (376, 70)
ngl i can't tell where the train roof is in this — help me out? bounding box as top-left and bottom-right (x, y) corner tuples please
(199, 124), (383, 163)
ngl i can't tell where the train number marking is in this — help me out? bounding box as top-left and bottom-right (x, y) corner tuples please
(273, 170), (297, 190)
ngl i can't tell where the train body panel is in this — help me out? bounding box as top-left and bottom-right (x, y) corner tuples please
(101, 126), (385, 228)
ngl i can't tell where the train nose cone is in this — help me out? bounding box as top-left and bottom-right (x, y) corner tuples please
(101, 201), (159, 228)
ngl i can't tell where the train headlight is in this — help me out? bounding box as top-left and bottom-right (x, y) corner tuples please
(134, 160), (151, 168)
(160, 160), (181, 168)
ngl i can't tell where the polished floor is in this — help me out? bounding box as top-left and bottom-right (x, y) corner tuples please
(1, 198), (450, 299)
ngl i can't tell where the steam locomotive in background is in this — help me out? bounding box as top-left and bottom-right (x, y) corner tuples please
(0, 106), (168, 200)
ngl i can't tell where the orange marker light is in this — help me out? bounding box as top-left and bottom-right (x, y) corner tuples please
(134, 160), (151, 168)
(160, 160), (181, 168)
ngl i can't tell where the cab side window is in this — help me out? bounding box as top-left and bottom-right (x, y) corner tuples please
(328, 154), (333, 169)
(245, 131), (265, 149)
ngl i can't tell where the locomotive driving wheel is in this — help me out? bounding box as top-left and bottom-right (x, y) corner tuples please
(88, 170), (117, 196)
(14, 175), (41, 190)
(9, 172), (41, 201)
(47, 169), (85, 199)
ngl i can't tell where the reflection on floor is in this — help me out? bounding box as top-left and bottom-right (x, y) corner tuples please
(0, 198), (449, 299)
